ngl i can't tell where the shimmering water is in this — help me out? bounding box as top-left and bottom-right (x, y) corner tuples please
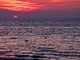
(0, 18), (80, 60)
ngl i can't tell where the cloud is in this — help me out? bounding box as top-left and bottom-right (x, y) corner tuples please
(0, 0), (80, 12)
(44, 0), (80, 10)
(18, 0), (53, 4)
(0, 0), (44, 12)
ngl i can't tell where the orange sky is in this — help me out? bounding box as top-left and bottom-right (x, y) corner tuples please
(0, 0), (80, 12)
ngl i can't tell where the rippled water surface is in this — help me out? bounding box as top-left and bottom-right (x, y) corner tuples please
(0, 19), (80, 60)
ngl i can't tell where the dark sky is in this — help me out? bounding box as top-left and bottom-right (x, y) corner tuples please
(0, 0), (80, 19)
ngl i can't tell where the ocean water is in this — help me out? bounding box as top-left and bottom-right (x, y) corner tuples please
(0, 18), (80, 60)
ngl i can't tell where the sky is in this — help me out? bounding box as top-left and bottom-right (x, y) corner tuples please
(0, 0), (80, 19)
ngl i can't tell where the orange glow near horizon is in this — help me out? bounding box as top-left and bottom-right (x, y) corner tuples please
(0, 0), (80, 12)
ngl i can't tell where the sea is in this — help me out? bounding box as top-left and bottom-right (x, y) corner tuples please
(0, 18), (80, 60)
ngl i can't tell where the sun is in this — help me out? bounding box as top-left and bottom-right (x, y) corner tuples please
(14, 15), (18, 18)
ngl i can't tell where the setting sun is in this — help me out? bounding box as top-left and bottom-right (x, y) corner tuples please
(14, 15), (18, 18)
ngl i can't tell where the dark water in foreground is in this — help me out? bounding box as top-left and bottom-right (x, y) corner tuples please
(0, 18), (80, 60)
